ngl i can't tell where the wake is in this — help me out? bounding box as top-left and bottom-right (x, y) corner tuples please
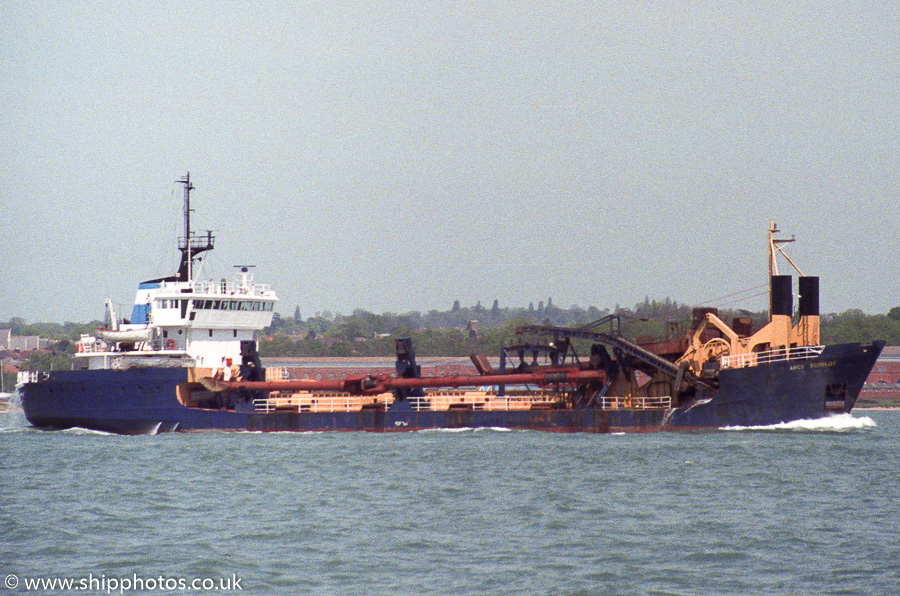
(722, 412), (876, 432)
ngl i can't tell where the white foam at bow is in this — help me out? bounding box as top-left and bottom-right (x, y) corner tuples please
(721, 412), (876, 432)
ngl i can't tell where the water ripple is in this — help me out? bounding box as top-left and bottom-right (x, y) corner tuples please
(1, 412), (898, 594)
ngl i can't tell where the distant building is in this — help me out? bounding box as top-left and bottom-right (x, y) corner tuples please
(859, 346), (900, 403)
(0, 329), (48, 351)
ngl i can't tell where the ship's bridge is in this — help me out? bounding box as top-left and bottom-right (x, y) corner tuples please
(147, 278), (277, 330)
(82, 268), (278, 370)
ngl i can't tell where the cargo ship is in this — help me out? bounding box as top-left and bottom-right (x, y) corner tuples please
(18, 177), (883, 434)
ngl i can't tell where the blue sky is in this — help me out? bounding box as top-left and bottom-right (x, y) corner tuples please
(2, 2), (897, 323)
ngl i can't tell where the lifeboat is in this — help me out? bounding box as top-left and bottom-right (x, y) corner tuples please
(97, 328), (151, 343)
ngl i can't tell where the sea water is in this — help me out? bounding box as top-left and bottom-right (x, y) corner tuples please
(1, 410), (898, 595)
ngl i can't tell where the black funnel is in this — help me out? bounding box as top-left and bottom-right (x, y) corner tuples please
(798, 277), (819, 317)
(771, 275), (792, 317)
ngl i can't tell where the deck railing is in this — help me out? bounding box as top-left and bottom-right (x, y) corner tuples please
(169, 279), (274, 297)
(252, 391), (671, 413)
(720, 345), (825, 369)
(253, 394), (395, 413)
(408, 392), (555, 412)
(76, 340), (107, 354)
(599, 395), (671, 410)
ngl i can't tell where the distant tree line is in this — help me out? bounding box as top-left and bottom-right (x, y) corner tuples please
(258, 299), (900, 358)
(2, 317), (100, 342)
(6, 302), (900, 371)
(820, 307), (900, 345)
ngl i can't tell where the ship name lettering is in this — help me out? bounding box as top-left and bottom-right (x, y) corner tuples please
(809, 361), (836, 368)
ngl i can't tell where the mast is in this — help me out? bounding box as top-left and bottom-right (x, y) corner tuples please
(767, 220), (803, 321)
(172, 173), (214, 283)
(180, 173), (195, 281)
(767, 220), (777, 319)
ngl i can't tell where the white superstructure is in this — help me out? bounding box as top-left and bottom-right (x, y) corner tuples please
(75, 174), (277, 370)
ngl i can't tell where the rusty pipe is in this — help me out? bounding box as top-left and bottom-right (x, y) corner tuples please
(201, 368), (606, 395)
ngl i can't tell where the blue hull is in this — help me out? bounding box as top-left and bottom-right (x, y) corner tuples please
(20, 342), (883, 434)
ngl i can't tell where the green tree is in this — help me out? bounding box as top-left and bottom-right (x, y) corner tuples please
(21, 351), (71, 372)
